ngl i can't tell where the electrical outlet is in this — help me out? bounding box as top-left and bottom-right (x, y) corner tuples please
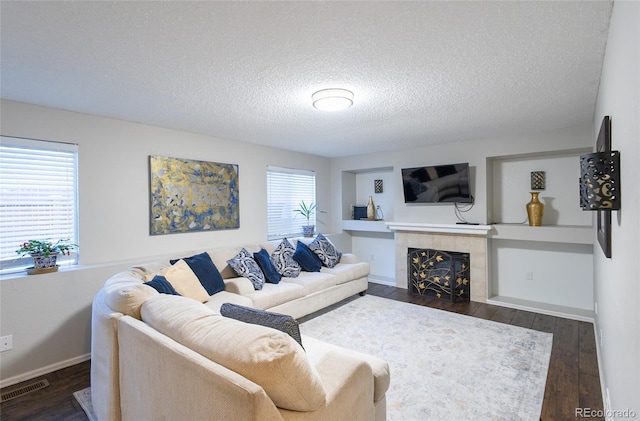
(370, 254), (375, 262)
(525, 271), (534, 280)
(0, 335), (12, 352)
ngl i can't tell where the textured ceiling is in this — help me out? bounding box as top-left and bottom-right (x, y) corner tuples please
(0, 1), (612, 158)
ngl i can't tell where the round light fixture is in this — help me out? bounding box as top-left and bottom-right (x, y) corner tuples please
(312, 88), (354, 112)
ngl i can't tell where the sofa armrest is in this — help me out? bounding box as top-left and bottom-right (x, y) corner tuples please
(118, 316), (284, 421)
(339, 253), (360, 264)
(279, 350), (375, 420)
(224, 277), (255, 295)
(303, 335), (389, 403)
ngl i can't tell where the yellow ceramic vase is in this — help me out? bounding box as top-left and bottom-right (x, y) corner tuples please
(526, 192), (544, 226)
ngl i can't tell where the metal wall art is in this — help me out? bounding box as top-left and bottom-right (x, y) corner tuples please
(580, 116), (620, 258)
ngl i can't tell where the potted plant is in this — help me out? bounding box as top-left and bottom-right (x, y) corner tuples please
(294, 200), (324, 237)
(16, 239), (78, 273)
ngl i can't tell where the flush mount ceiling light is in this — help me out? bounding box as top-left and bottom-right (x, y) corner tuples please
(312, 88), (354, 112)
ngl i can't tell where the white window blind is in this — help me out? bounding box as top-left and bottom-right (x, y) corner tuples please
(267, 166), (316, 239)
(0, 137), (79, 272)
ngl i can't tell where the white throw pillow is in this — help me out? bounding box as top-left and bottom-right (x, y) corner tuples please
(141, 295), (326, 411)
(161, 259), (210, 302)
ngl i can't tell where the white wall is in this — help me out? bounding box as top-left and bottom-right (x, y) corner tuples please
(0, 99), (333, 385)
(491, 152), (591, 226)
(332, 125), (592, 226)
(332, 125), (593, 290)
(592, 0), (639, 415)
(491, 240), (593, 310)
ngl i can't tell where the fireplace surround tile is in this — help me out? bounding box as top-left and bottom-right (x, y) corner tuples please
(392, 228), (488, 303)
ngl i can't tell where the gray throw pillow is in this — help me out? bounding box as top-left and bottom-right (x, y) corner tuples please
(220, 303), (303, 349)
(271, 238), (302, 278)
(308, 233), (342, 268)
(226, 248), (265, 290)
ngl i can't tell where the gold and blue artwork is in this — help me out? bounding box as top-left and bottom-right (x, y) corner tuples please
(149, 155), (239, 235)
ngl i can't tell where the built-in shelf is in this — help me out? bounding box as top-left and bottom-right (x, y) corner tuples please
(487, 295), (594, 322)
(386, 221), (492, 236)
(341, 219), (390, 233)
(490, 223), (593, 244)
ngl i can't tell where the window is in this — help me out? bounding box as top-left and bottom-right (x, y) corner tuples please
(0, 137), (79, 272)
(267, 166), (316, 239)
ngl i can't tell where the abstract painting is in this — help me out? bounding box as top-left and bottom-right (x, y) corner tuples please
(149, 155), (239, 235)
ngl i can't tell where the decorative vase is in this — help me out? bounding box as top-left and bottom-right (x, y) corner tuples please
(367, 196), (375, 220)
(302, 225), (315, 237)
(29, 252), (59, 274)
(526, 192), (544, 227)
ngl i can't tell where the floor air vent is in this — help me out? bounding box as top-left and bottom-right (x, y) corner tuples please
(1, 379), (49, 403)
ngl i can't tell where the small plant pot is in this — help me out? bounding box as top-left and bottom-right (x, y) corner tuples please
(302, 225), (315, 237)
(30, 252), (59, 274)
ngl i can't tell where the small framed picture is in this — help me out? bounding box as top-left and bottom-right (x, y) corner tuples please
(374, 179), (383, 193)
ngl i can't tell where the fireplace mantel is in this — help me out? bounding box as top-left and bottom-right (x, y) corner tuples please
(385, 221), (492, 236)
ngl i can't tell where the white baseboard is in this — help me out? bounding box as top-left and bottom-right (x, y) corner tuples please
(368, 276), (396, 287)
(0, 353), (90, 389)
(593, 320), (609, 418)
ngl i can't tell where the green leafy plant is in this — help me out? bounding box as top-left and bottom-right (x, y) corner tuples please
(293, 200), (324, 226)
(16, 239), (78, 257)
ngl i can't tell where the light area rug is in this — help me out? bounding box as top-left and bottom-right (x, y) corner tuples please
(299, 295), (553, 421)
(73, 387), (96, 421)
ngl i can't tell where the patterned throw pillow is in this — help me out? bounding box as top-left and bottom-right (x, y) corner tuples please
(226, 248), (265, 290)
(308, 233), (342, 268)
(220, 303), (303, 349)
(270, 238), (301, 278)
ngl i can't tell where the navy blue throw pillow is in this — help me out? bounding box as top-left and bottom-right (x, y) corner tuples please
(253, 249), (282, 284)
(292, 241), (322, 272)
(170, 252), (224, 295)
(144, 275), (181, 295)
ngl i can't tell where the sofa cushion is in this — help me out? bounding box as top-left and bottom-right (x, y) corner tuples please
(141, 295), (326, 411)
(220, 303), (303, 349)
(322, 261), (371, 285)
(282, 272), (337, 296)
(226, 248), (265, 290)
(253, 249), (282, 284)
(247, 282), (305, 310)
(308, 233), (342, 268)
(161, 259), (210, 302)
(203, 291), (254, 314)
(293, 241), (322, 272)
(169, 252), (225, 295)
(271, 238), (301, 278)
(144, 275), (181, 295)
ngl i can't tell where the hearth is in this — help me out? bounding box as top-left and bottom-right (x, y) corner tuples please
(407, 248), (470, 302)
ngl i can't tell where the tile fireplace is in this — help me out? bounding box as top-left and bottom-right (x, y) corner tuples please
(386, 222), (490, 303)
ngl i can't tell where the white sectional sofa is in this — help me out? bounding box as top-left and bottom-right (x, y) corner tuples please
(91, 236), (389, 420)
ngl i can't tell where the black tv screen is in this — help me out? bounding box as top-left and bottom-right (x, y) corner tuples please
(402, 163), (472, 203)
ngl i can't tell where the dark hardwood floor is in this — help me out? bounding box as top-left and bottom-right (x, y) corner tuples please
(1, 282), (603, 420)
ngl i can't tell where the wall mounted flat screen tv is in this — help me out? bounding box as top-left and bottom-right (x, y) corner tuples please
(402, 163), (472, 203)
